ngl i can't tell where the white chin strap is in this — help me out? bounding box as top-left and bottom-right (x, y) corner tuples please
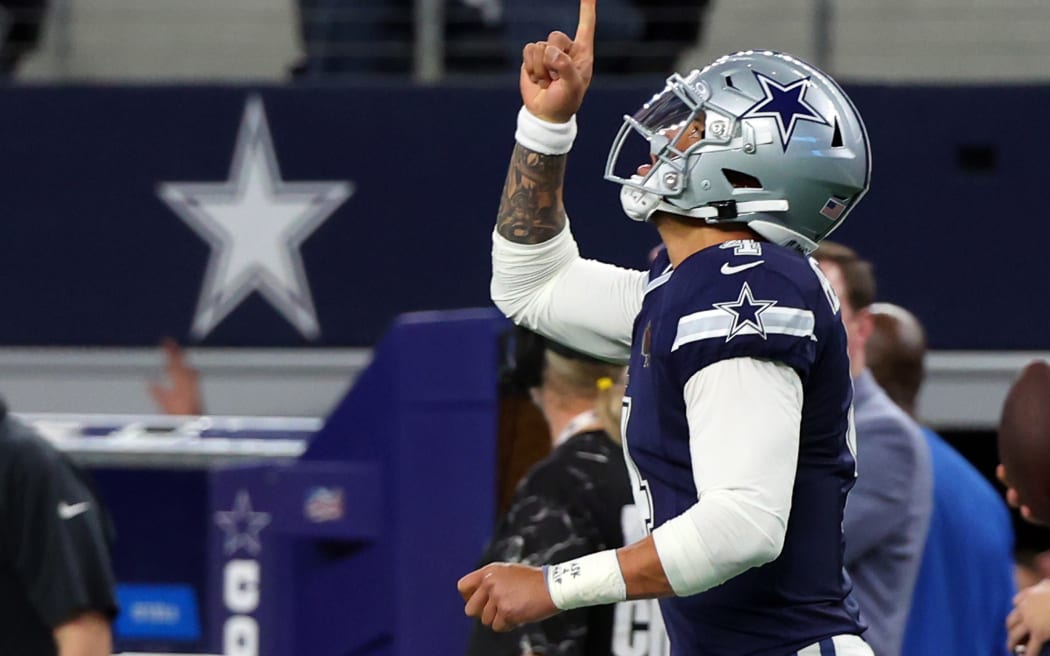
(663, 199), (791, 219)
(619, 184), (789, 223)
(619, 184), (666, 222)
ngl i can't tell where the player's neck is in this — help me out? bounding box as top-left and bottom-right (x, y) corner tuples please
(653, 213), (759, 267)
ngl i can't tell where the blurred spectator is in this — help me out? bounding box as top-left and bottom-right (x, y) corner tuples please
(1017, 549), (1050, 591)
(813, 242), (932, 656)
(998, 362), (1050, 526)
(466, 327), (668, 655)
(148, 338), (204, 416)
(866, 302), (1015, 656)
(998, 361), (1050, 655)
(494, 326), (555, 515)
(1009, 579), (1050, 656)
(0, 397), (118, 656)
(0, 0), (48, 76)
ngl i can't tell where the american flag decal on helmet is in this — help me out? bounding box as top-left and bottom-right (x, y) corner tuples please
(820, 198), (847, 221)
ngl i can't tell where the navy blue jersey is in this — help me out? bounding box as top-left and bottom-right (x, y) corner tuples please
(622, 240), (864, 655)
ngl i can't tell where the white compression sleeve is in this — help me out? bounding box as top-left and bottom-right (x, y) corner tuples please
(651, 357), (802, 596)
(491, 223), (647, 364)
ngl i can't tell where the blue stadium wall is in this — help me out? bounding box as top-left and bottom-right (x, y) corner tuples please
(0, 83), (1047, 350)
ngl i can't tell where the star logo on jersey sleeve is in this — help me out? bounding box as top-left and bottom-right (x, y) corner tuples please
(742, 72), (829, 150)
(713, 282), (777, 341)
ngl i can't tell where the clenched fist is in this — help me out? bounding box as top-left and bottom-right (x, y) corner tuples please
(458, 562), (559, 631)
(519, 0), (597, 124)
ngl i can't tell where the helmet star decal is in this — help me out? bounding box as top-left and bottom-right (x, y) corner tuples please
(742, 72), (829, 151)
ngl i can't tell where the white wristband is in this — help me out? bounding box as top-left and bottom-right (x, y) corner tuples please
(543, 549), (627, 610)
(515, 106), (577, 155)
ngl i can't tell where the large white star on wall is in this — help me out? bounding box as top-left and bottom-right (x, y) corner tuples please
(158, 95), (353, 340)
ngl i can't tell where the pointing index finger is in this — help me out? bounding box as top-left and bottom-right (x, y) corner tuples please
(574, 0), (596, 52)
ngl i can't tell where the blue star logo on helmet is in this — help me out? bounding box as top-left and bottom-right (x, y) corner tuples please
(742, 72), (829, 151)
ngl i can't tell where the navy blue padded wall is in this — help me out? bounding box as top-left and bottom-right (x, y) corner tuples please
(831, 85), (1050, 349)
(302, 308), (505, 654)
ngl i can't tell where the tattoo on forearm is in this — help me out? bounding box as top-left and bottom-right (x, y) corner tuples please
(496, 144), (567, 244)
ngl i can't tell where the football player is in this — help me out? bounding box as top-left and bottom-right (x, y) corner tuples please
(458, 1), (874, 654)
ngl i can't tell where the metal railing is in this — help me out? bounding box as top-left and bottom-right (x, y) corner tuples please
(17, 412), (319, 468)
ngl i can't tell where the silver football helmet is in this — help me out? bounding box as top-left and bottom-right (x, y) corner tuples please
(605, 50), (871, 253)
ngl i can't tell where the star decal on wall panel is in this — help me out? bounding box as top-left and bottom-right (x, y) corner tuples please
(214, 490), (272, 556)
(158, 95), (353, 340)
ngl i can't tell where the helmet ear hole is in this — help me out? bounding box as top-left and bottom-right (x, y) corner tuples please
(831, 119), (844, 148)
(722, 169), (763, 189)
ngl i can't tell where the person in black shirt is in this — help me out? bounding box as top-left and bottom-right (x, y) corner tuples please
(0, 398), (118, 656)
(467, 329), (668, 656)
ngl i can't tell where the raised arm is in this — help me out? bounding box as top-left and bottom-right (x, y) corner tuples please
(491, 0), (646, 363)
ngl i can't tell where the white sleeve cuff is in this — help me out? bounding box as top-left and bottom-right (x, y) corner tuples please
(490, 221), (579, 317)
(651, 513), (714, 596)
(515, 106), (577, 155)
(544, 549), (627, 610)
(491, 217), (578, 261)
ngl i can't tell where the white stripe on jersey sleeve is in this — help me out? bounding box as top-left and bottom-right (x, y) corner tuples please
(651, 357), (802, 596)
(491, 221), (648, 364)
(672, 306), (815, 351)
(796, 643), (822, 656)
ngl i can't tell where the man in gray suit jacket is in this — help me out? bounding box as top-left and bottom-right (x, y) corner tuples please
(813, 242), (933, 656)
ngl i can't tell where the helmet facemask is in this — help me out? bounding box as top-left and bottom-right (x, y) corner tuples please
(606, 72), (743, 221)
